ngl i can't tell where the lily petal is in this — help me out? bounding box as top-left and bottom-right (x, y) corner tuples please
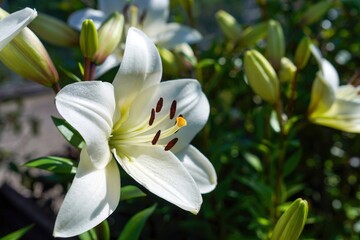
(112, 27), (162, 119)
(98, 0), (125, 15)
(177, 145), (217, 193)
(53, 149), (120, 238)
(55, 81), (115, 169)
(113, 146), (202, 213)
(0, 7), (37, 51)
(143, 0), (169, 32)
(68, 8), (107, 30)
(95, 52), (122, 78)
(151, 23), (202, 49)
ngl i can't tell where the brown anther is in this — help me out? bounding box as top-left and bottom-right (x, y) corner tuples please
(164, 138), (178, 151)
(170, 100), (177, 119)
(149, 108), (155, 126)
(156, 97), (163, 112)
(152, 130), (161, 145)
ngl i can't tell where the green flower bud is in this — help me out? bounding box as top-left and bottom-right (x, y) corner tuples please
(93, 12), (124, 64)
(238, 21), (269, 48)
(294, 36), (312, 69)
(29, 13), (79, 47)
(266, 20), (285, 69)
(215, 10), (242, 41)
(0, 8), (59, 87)
(244, 49), (279, 104)
(301, 1), (333, 26)
(279, 57), (297, 83)
(271, 198), (309, 240)
(80, 19), (98, 58)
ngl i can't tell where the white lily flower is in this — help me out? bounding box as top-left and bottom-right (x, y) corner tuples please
(53, 27), (216, 237)
(308, 45), (360, 132)
(68, 0), (202, 76)
(0, 7), (37, 51)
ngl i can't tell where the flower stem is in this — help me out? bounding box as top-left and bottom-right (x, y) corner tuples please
(52, 82), (61, 94)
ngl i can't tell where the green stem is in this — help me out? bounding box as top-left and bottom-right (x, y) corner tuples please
(287, 71), (299, 116)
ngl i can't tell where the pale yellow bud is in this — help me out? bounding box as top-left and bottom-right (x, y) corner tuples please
(93, 12), (124, 64)
(244, 49), (280, 104)
(271, 198), (309, 240)
(279, 57), (297, 83)
(266, 20), (285, 69)
(295, 36), (312, 69)
(215, 10), (242, 41)
(0, 8), (58, 87)
(29, 13), (79, 47)
(158, 47), (179, 76)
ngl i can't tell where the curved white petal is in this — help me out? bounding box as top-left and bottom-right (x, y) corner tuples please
(0, 8), (37, 51)
(143, 0), (169, 32)
(95, 53), (122, 78)
(119, 79), (209, 151)
(68, 8), (107, 30)
(112, 27), (162, 120)
(98, 0), (125, 15)
(55, 81), (115, 169)
(113, 146), (202, 213)
(321, 59), (339, 92)
(176, 145), (217, 193)
(150, 23), (202, 49)
(53, 149), (120, 238)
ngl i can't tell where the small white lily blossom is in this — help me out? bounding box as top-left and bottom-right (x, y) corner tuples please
(308, 45), (360, 132)
(53, 27), (216, 237)
(68, 0), (202, 76)
(0, 7), (37, 51)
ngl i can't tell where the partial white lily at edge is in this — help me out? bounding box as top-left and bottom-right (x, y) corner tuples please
(308, 45), (360, 132)
(0, 7), (37, 50)
(68, 0), (202, 76)
(53, 27), (216, 238)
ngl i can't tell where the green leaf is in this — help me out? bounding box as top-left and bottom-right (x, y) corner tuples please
(59, 66), (82, 82)
(120, 185), (147, 201)
(79, 220), (110, 240)
(0, 225), (33, 240)
(284, 149), (302, 177)
(118, 204), (157, 240)
(243, 152), (263, 172)
(24, 156), (77, 174)
(52, 116), (85, 149)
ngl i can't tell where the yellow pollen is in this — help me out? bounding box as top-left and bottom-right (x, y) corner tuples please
(176, 116), (187, 127)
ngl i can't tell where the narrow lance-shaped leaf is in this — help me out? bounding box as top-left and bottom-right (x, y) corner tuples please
(0, 225), (33, 240)
(52, 116), (85, 149)
(118, 204), (157, 240)
(24, 156), (77, 174)
(120, 185), (147, 201)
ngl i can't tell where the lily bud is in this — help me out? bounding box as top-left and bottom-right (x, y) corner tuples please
(215, 10), (242, 41)
(80, 19), (98, 58)
(0, 8), (58, 87)
(271, 198), (308, 240)
(244, 49), (279, 104)
(279, 57), (297, 83)
(29, 13), (79, 47)
(93, 12), (124, 64)
(266, 20), (285, 69)
(301, 1), (333, 26)
(295, 36), (312, 69)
